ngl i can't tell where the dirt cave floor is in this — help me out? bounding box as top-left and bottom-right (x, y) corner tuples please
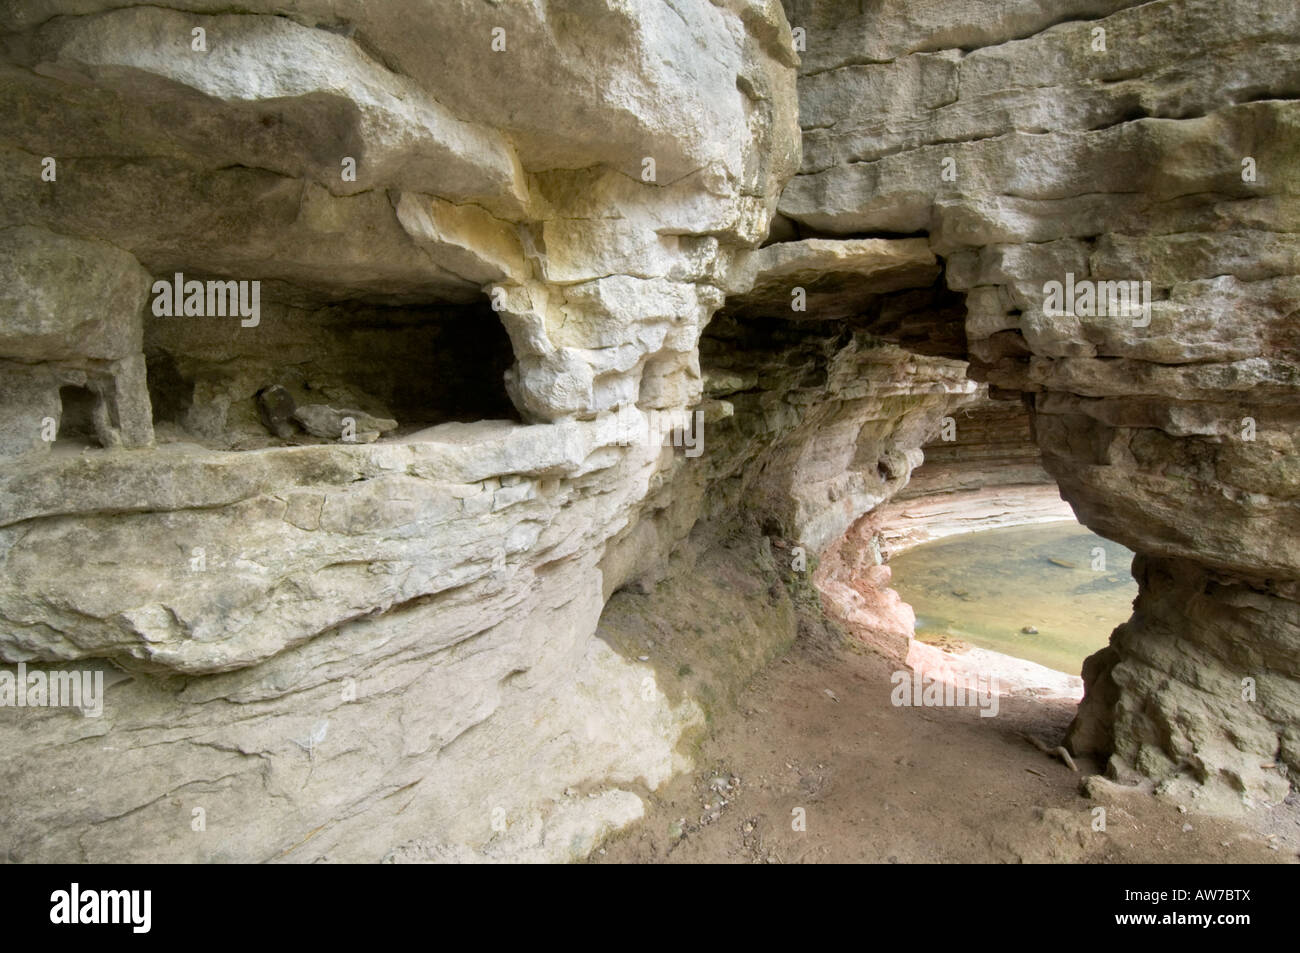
(591, 638), (1300, 864)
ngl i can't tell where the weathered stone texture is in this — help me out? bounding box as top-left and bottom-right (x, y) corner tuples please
(1, 0), (1296, 864)
(781, 0), (1300, 809)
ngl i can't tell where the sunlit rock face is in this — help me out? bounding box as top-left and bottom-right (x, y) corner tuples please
(0, 0), (974, 864)
(1, 1), (802, 421)
(0, 0), (821, 863)
(780, 0), (1300, 809)
(1, 0), (1294, 864)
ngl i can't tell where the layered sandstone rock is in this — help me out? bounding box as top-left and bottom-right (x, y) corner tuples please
(781, 0), (1300, 810)
(0, 0), (970, 862)
(0, 0), (1293, 864)
(0, 0), (814, 862)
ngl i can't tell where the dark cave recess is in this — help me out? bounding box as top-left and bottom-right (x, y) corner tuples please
(144, 297), (521, 449)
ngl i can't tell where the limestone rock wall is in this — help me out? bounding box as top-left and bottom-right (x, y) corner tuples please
(1, 0), (1295, 863)
(896, 390), (1052, 499)
(0, 0), (978, 861)
(0, 0), (811, 862)
(779, 0), (1300, 809)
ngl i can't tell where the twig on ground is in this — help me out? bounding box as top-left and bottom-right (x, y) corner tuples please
(1022, 733), (1078, 771)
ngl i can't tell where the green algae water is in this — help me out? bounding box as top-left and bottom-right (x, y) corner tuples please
(888, 521), (1137, 676)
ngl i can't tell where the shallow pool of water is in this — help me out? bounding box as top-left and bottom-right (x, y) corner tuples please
(887, 521), (1137, 676)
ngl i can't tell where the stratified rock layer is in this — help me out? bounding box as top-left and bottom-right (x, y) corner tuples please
(0, 0), (813, 862)
(0, 0), (1295, 863)
(781, 0), (1300, 809)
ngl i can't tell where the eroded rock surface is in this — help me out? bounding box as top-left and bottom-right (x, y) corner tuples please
(782, 0), (1300, 810)
(0, 0), (812, 862)
(0, 0), (1295, 862)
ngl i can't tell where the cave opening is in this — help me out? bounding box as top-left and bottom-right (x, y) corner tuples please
(143, 294), (521, 450)
(706, 242), (1144, 698)
(55, 385), (101, 448)
(860, 386), (1141, 682)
